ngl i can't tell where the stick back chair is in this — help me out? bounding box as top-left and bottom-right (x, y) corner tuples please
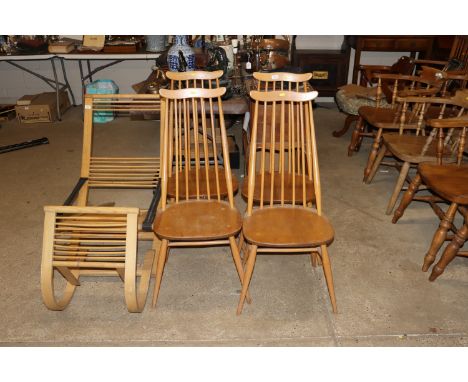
(165, 70), (238, 198)
(334, 56), (415, 137)
(366, 90), (467, 215)
(238, 89), (336, 315)
(40, 94), (162, 312)
(357, 67), (447, 181)
(417, 118), (468, 280)
(348, 66), (445, 160)
(152, 87), (248, 309)
(242, 72), (315, 204)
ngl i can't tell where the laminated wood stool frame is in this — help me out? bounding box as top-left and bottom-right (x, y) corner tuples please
(152, 87), (249, 309)
(40, 94), (164, 312)
(41, 206), (154, 312)
(238, 89), (337, 315)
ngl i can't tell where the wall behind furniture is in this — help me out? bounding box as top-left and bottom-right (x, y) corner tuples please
(0, 36), (408, 104)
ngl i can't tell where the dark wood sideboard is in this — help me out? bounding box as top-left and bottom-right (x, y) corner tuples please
(344, 35), (435, 83)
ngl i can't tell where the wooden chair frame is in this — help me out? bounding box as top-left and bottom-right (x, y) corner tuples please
(151, 86), (249, 310)
(40, 93), (164, 312)
(241, 72), (314, 200)
(238, 89), (337, 315)
(365, 90), (467, 215)
(348, 67), (445, 161)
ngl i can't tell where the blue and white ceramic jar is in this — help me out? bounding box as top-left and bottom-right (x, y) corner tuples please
(167, 35), (195, 72)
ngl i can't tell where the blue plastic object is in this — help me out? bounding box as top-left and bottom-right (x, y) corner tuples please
(85, 79), (119, 123)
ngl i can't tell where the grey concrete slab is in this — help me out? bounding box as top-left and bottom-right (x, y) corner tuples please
(1, 105), (467, 346)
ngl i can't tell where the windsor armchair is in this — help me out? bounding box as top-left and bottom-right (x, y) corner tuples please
(355, 67), (446, 181)
(366, 90), (467, 215)
(238, 89), (336, 315)
(152, 87), (249, 309)
(334, 56), (415, 138)
(41, 94), (163, 312)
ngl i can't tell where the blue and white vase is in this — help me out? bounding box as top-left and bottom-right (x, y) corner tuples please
(167, 35), (195, 72)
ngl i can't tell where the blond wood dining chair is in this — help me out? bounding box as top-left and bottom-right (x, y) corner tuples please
(237, 89), (336, 315)
(151, 87), (249, 309)
(40, 94), (163, 312)
(241, 72), (314, 204)
(165, 70), (238, 198)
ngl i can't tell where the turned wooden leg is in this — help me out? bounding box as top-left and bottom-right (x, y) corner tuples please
(321, 245), (337, 314)
(363, 129), (383, 180)
(422, 203), (458, 272)
(392, 173), (422, 224)
(237, 245), (257, 315)
(333, 114), (358, 138)
(386, 161), (410, 215)
(429, 222), (468, 281)
(348, 116), (365, 156)
(365, 144), (386, 184)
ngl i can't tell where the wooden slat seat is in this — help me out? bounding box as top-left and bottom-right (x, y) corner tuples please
(383, 134), (456, 163)
(167, 167), (238, 199)
(243, 207), (334, 247)
(154, 200), (242, 240)
(241, 172), (315, 203)
(419, 163), (468, 205)
(88, 157), (160, 188)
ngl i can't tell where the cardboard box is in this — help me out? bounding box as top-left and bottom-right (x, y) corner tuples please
(16, 91), (71, 124)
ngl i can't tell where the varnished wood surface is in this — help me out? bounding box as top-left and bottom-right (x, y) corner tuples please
(242, 206), (334, 247)
(167, 168), (239, 199)
(154, 200), (242, 240)
(358, 107), (418, 129)
(383, 134), (456, 163)
(419, 163), (468, 205)
(241, 172), (315, 203)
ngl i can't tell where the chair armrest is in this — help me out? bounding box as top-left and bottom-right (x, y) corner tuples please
(443, 72), (468, 81)
(426, 116), (468, 129)
(63, 178), (88, 206)
(142, 183), (161, 232)
(358, 64), (393, 71)
(415, 59), (448, 67)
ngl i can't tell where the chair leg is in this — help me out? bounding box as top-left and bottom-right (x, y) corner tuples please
(321, 245), (337, 314)
(363, 129), (383, 181)
(392, 173), (422, 224)
(429, 222), (468, 281)
(151, 239), (169, 308)
(228, 236), (252, 305)
(237, 245), (257, 315)
(41, 210), (79, 311)
(238, 232), (245, 260)
(348, 116), (365, 156)
(310, 250), (322, 268)
(386, 161), (410, 215)
(333, 114), (358, 138)
(364, 144), (386, 184)
(422, 203), (458, 272)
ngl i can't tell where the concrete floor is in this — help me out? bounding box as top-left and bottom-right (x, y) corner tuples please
(1, 104), (467, 346)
